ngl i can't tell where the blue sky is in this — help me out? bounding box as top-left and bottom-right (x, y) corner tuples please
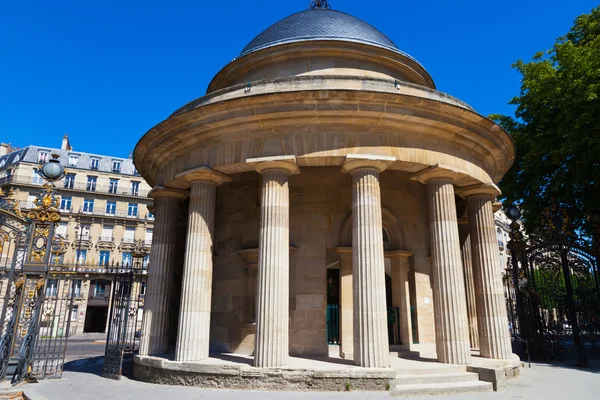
(0, 0), (597, 157)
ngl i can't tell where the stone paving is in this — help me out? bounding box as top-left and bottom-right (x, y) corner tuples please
(18, 360), (600, 400)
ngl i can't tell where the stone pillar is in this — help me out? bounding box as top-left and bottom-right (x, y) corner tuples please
(139, 186), (186, 356)
(248, 156), (299, 368)
(461, 185), (512, 359)
(458, 220), (479, 349)
(336, 247), (353, 359)
(174, 168), (231, 362)
(342, 154), (395, 368)
(387, 251), (413, 349)
(412, 167), (471, 364)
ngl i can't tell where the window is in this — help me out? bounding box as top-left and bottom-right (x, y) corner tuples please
(93, 281), (107, 297)
(124, 226), (135, 243)
(101, 224), (113, 241)
(147, 211), (155, 220)
(70, 305), (79, 321)
(64, 173), (76, 189)
(83, 198), (94, 213)
(143, 254), (150, 268)
(145, 228), (153, 244)
(109, 178), (119, 194)
(46, 278), (58, 297)
(60, 196), (72, 211)
(130, 181), (140, 196)
(78, 223), (91, 239)
(86, 176), (97, 191)
(90, 158), (100, 171)
(27, 194), (37, 209)
(105, 201), (116, 215)
(38, 151), (49, 163)
(112, 160), (121, 173)
(32, 168), (44, 184)
(68, 154), (79, 167)
(71, 280), (82, 297)
(122, 252), (133, 266)
(76, 249), (87, 264)
(6, 168), (12, 179)
(133, 168), (140, 176)
(127, 203), (138, 217)
(99, 250), (111, 266)
(140, 282), (146, 297)
(56, 221), (68, 238)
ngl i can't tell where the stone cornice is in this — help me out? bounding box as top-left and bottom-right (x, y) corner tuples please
(134, 82), (515, 189)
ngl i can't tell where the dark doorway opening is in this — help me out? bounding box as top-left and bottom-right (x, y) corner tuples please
(84, 306), (109, 333)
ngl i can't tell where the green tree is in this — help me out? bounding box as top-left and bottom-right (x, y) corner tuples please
(491, 7), (600, 237)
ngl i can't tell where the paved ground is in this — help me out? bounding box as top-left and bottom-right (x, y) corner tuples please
(14, 335), (600, 399)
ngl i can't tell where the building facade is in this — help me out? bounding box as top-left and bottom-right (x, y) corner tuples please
(0, 136), (153, 335)
(133, 3), (517, 376)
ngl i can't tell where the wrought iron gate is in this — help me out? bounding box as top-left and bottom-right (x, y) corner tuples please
(506, 215), (600, 364)
(1, 156), (80, 384)
(102, 245), (147, 380)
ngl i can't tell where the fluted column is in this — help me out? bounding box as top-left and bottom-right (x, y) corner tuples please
(342, 155), (395, 368)
(175, 167), (231, 362)
(462, 185), (512, 359)
(139, 187), (186, 356)
(249, 156), (299, 368)
(458, 220), (479, 349)
(412, 167), (471, 364)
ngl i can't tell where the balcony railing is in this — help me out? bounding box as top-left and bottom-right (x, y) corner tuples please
(99, 236), (114, 242)
(48, 261), (149, 275)
(1, 175), (149, 197)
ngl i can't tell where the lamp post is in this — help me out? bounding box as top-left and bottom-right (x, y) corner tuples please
(505, 205), (529, 344)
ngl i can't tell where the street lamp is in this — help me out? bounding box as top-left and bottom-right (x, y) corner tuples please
(506, 205), (521, 221)
(39, 154), (65, 183)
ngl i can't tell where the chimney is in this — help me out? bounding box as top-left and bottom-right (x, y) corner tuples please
(0, 143), (11, 156)
(61, 134), (72, 151)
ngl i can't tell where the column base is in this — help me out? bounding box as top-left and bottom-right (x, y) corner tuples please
(339, 350), (354, 360)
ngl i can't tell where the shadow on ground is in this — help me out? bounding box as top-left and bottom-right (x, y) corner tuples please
(63, 356), (104, 377)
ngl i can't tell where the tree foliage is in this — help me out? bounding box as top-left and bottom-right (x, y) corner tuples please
(491, 7), (600, 237)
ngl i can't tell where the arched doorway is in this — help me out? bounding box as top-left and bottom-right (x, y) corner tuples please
(333, 211), (415, 357)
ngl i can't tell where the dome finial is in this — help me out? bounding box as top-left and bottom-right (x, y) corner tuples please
(310, 1), (331, 10)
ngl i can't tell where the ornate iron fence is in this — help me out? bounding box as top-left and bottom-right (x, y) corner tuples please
(506, 212), (600, 365)
(102, 249), (147, 380)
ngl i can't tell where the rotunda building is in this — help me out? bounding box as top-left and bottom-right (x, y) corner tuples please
(134, 3), (516, 375)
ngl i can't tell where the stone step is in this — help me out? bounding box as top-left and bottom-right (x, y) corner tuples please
(390, 380), (493, 397)
(394, 371), (480, 385)
(394, 365), (467, 375)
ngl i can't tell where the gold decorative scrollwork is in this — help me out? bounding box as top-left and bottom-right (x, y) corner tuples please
(19, 184), (61, 222)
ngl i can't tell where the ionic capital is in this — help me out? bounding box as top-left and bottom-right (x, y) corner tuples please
(175, 167), (232, 186)
(246, 155), (299, 175)
(410, 164), (466, 185)
(456, 183), (501, 200)
(341, 154), (396, 174)
(149, 185), (188, 200)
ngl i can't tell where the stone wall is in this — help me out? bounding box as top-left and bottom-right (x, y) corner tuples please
(209, 167), (435, 356)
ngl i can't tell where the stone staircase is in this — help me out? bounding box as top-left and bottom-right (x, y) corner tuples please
(389, 348), (493, 396)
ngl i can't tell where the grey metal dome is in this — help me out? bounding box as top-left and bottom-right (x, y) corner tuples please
(240, 9), (401, 56)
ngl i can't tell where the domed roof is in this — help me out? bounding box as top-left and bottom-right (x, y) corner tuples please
(240, 9), (401, 56)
